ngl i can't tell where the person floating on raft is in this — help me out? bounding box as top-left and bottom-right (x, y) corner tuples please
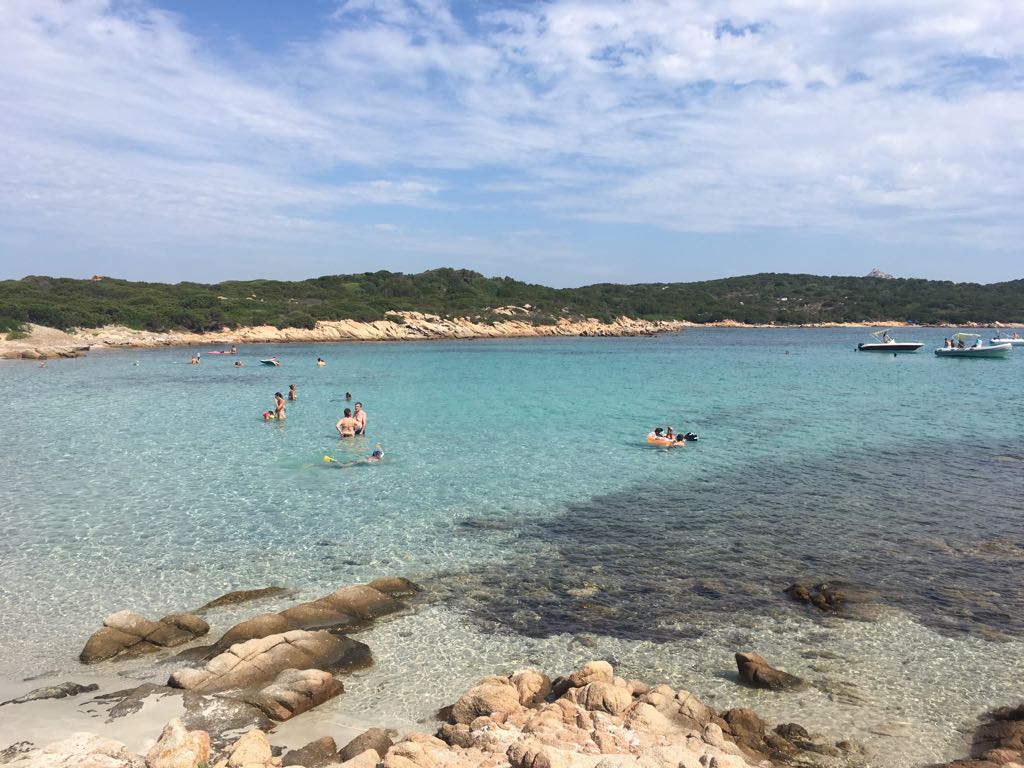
(646, 426), (698, 446)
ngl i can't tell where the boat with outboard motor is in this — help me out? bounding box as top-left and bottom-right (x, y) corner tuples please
(990, 332), (1024, 346)
(856, 330), (924, 352)
(935, 333), (1011, 358)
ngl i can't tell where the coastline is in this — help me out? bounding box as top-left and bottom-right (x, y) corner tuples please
(0, 312), (971, 360)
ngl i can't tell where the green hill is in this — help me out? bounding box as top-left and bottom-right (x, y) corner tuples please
(1, 269), (1021, 333)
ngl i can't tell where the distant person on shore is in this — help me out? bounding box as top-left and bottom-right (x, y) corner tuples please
(317, 357), (326, 367)
(274, 392), (286, 420)
(354, 402), (367, 435)
(288, 384), (297, 401)
(336, 408), (358, 437)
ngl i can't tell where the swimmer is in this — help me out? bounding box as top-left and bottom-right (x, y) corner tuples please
(230, 345), (237, 354)
(234, 360), (244, 367)
(263, 410), (275, 421)
(345, 392), (352, 401)
(327, 444), (384, 468)
(335, 408), (358, 437)
(288, 384), (297, 401)
(190, 354), (199, 365)
(317, 357), (326, 367)
(274, 391), (286, 421)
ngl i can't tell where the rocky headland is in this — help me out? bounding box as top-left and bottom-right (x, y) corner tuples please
(0, 313), (941, 360)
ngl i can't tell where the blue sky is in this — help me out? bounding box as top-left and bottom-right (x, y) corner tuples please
(1, 0), (1022, 287)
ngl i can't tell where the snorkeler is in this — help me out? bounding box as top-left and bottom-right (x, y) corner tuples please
(326, 444), (384, 468)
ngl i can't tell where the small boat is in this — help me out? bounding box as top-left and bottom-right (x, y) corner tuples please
(260, 358), (281, 366)
(857, 330), (923, 352)
(935, 333), (1011, 358)
(990, 333), (1024, 346)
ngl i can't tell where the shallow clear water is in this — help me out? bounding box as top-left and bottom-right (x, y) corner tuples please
(2, 329), (1022, 765)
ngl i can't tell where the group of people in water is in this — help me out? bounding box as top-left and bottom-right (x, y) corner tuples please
(250, 356), (381, 466)
(646, 426), (699, 446)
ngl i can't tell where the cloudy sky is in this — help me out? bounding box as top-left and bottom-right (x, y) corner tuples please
(1, 0), (1021, 286)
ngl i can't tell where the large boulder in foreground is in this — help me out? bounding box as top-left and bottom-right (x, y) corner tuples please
(168, 630), (370, 693)
(247, 668), (344, 721)
(145, 717), (210, 768)
(735, 651), (805, 691)
(339, 728), (394, 762)
(80, 611), (209, 664)
(9, 733), (145, 767)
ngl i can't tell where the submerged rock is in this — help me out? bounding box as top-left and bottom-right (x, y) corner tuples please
(197, 587), (292, 612)
(0, 682), (98, 706)
(735, 651), (805, 691)
(212, 580), (417, 651)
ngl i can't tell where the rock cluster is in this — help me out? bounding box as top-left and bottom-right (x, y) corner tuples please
(79, 611), (209, 664)
(9, 661), (863, 768)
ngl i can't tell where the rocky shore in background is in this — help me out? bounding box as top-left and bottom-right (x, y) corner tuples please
(0, 313), (948, 360)
(0, 312), (689, 360)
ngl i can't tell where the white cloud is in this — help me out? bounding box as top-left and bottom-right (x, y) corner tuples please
(0, 0), (1022, 281)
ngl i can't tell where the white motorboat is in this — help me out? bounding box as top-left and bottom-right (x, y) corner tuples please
(990, 332), (1024, 346)
(857, 329), (923, 352)
(935, 333), (1011, 358)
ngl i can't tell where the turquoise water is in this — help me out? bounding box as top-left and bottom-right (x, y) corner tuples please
(2, 329), (1023, 764)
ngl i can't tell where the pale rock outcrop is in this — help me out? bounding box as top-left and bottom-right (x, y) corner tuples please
(79, 611), (209, 664)
(507, 736), (568, 768)
(339, 750), (381, 768)
(212, 729), (277, 768)
(169, 630), (369, 693)
(511, 669), (553, 706)
(145, 718), (210, 768)
(4, 733), (145, 767)
(576, 682), (632, 716)
(247, 668), (344, 721)
(450, 676), (524, 725)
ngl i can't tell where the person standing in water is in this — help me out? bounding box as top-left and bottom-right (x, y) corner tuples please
(336, 408), (358, 437)
(274, 392), (286, 421)
(353, 402), (367, 435)
(288, 384), (297, 401)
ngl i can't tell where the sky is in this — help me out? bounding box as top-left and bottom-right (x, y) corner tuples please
(1, 0), (1022, 287)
